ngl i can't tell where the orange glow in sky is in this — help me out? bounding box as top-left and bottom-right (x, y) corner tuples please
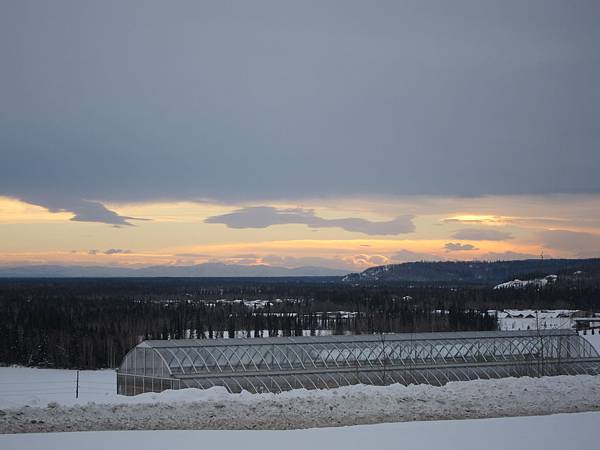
(1, 194), (599, 271)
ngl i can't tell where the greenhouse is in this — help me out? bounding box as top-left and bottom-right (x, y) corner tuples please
(116, 329), (600, 395)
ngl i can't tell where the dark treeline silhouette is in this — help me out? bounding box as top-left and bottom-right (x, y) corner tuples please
(345, 258), (600, 284)
(0, 277), (598, 369)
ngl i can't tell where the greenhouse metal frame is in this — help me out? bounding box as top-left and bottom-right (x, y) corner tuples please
(117, 329), (600, 395)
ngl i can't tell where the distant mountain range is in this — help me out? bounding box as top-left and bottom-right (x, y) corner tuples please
(343, 258), (600, 285)
(0, 263), (348, 278)
(4, 258), (600, 283)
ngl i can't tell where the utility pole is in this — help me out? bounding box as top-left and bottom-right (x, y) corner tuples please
(76, 370), (79, 399)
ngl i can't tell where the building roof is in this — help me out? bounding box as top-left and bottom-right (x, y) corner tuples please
(138, 329), (576, 348)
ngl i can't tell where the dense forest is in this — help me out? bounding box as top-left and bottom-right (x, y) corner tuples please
(0, 277), (598, 370)
(345, 258), (600, 284)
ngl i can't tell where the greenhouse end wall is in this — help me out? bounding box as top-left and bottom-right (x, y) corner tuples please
(117, 330), (600, 395)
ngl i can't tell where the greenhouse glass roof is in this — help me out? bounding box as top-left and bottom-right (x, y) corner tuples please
(117, 330), (600, 395)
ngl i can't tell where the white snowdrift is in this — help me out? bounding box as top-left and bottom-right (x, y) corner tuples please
(2, 374), (600, 433)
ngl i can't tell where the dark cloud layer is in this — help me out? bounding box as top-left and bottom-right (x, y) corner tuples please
(103, 248), (132, 255)
(89, 248), (132, 255)
(21, 195), (143, 226)
(205, 207), (415, 235)
(444, 242), (478, 251)
(1, 0), (599, 222)
(451, 228), (514, 241)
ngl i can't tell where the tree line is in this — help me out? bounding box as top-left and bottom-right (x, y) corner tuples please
(0, 277), (597, 369)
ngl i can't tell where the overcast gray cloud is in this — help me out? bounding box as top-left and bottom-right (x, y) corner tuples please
(451, 228), (514, 241)
(445, 242), (478, 251)
(1, 0), (599, 220)
(205, 206), (415, 235)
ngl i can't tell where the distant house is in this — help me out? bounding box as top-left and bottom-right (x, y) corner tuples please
(493, 309), (580, 331)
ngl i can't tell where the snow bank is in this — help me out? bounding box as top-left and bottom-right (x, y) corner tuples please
(1, 374), (600, 434)
(1, 412), (599, 450)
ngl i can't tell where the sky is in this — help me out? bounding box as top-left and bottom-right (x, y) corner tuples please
(1, 0), (600, 272)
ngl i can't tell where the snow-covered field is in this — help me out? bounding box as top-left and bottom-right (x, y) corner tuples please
(498, 316), (573, 331)
(495, 309), (579, 331)
(1, 412), (599, 450)
(0, 368), (116, 409)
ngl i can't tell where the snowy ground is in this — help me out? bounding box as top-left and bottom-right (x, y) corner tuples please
(1, 412), (599, 450)
(0, 368), (116, 409)
(0, 332), (599, 434)
(498, 316), (573, 331)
